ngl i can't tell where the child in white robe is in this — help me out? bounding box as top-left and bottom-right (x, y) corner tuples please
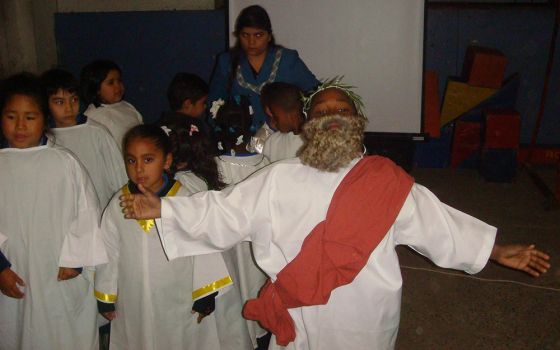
(80, 60), (143, 150)
(213, 101), (270, 347)
(94, 124), (251, 350)
(42, 68), (128, 209)
(260, 82), (305, 162)
(0, 73), (107, 350)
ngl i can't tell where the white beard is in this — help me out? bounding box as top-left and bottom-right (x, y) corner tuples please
(298, 114), (366, 172)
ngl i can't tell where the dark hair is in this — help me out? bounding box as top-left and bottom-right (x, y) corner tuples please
(41, 68), (80, 97)
(214, 99), (253, 154)
(0, 73), (50, 141)
(80, 60), (122, 107)
(167, 124), (225, 190)
(123, 124), (172, 161)
(167, 73), (209, 111)
(260, 82), (303, 113)
(228, 5), (277, 93)
(234, 5), (273, 36)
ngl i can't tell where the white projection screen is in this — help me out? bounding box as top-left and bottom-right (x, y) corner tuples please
(228, 0), (425, 134)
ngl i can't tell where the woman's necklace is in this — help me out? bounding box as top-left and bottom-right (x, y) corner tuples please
(236, 48), (283, 94)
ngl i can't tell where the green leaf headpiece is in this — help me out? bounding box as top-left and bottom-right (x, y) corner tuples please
(302, 76), (365, 117)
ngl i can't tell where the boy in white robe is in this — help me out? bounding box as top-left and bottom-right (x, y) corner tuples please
(42, 69), (128, 208)
(261, 82), (305, 162)
(121, 81), (550, 350)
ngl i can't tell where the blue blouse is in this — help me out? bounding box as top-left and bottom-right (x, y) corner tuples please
(208, 47), (318, 129)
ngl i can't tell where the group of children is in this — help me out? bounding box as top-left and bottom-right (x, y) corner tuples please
(0, 58), (553, 350)
(0, 60), (308, 350)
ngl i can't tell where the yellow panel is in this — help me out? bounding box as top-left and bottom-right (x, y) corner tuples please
(440, 80), (498, 126)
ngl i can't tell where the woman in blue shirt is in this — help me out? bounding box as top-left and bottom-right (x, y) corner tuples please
(208, 5), (318, 130)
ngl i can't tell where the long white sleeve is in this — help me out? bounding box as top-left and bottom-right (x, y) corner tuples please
(157, 166), (274, 260)
(58, 154), (108, 267)
(393, 183), (496, 274)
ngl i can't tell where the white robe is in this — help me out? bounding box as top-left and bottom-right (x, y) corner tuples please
(216, 153), (270, 185)
(84, 101), (143, 150)
(0, 143), (107, 350)
(174, 171), (208, 193)
(262, 132), (304, 163)
(156, 158), (496, 350)
(51, 119), (128, 209)
(95, 183), (252, 350)
(215, 154), (271, 346)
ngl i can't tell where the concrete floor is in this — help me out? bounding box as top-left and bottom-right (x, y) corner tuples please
(395, 167), (560, 350)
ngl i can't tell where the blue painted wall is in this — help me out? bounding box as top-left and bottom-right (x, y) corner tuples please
(55, 10), (226, 124)
(425, 6), (559, 144)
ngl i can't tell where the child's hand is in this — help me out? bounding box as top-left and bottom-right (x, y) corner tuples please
(101, 311), (116, 321)
(0, 268), (25, 298)
(491, 244), (551, 277)
(191, 309), (211, 324)
(120, 184), (161, 220)
(191, 291), (217, 324)
(57, 267), (80, 281)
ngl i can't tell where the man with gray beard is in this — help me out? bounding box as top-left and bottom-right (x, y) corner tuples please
(120, 80), (549, 350)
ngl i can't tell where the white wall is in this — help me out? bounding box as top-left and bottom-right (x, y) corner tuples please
(229, 0), (425, 134)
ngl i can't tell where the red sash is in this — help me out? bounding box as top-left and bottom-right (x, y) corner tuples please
(243, 156), (414, 345)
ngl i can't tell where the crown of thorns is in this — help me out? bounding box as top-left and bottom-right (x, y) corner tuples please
(302, 76), (365, 116)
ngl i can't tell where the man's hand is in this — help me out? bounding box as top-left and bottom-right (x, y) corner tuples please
(491, 244), (551, 277)
(119, 184), (162, 220)
(0, 268), (25, 298)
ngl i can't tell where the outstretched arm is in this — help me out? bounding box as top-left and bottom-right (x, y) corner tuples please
(490, 244), (550, 277)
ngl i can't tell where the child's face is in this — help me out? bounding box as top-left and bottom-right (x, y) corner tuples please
(125, 137), (172, 193)
(185, 95), (207, 118)
(48, 89), (80, 127)
(267, 105), (300, 133)
(239, 27), (271, 57)
(308, 88), (357, 120)
(1, 94), (45, 148)
(99, 69), (124, 104)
